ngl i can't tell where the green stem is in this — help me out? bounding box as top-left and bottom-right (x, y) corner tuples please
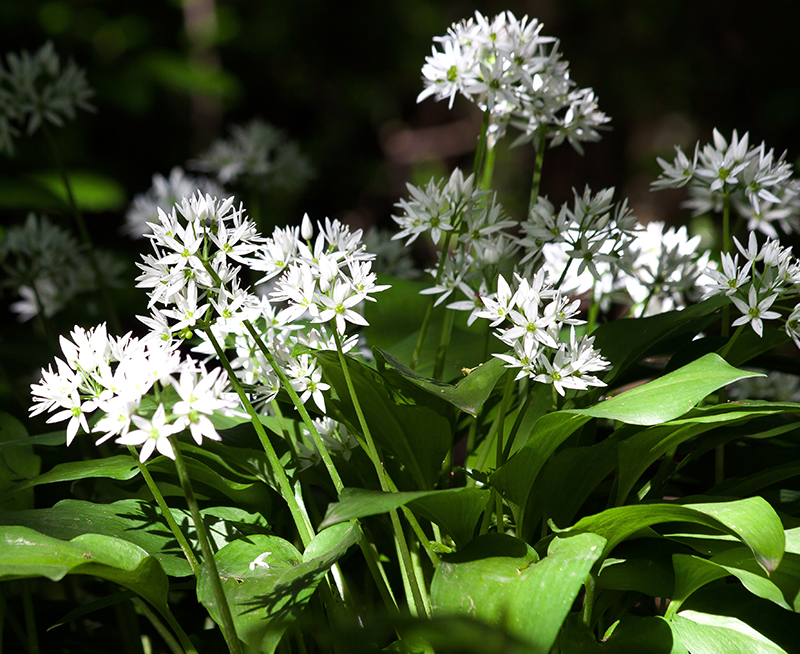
(170, 441), (242, 654)
(582, 574), (596, 627)
(529, 131), (547, 214)
(203, 326), (315, 546)
(42, 124), (121, 333)
(717, 193), (732, 486)
(332, 329), (428, 616)
(22, 579), (39, 654)
(129, 446), (200, 575)
(555, 258), (573, 290)
(410, 231), (456, 370)
(495, 371), (516, 469)
(131, 597), (194, 654)
(473, 111), (490, 176)
(432, 308), (456, 380)
(480, 143), (496, 190)
(242, 320), (344, 495)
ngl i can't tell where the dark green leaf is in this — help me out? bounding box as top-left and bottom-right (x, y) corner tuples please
(670, 611), (789, 654)
(0, 413), (41, 511)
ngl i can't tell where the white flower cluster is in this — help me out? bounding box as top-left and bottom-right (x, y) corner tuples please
(0, 42), (94, 155)
(296, 416), (360, 470)
(270, 215), (391, 336)
(29, 323), (240, 462)
(1, 213), (124, 322)
(652, 129), (799, 239)
(617, 222), (710, 317)
(418, 11), (609, 152)
(123, 167), (226, 239)
(518, 187), (638, 291)
(392, 168), (518, 321)
(192, 119), (314, 192)
(703, 232), (800, 341)
(477, 272), (609, 395)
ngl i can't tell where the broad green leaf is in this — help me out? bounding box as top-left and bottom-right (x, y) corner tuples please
(384, 616), (533, 654)
(670, 611), (788, 654)
(0, 455), (139, 500)
(0, 499), (270, 578)
(565, 497), (784, 574)
(572, 354), (761, 426)
(315, 350), (451, 489)
(608, 616), (690, 654)
(0, 413), (40, 511)
(591, 296), (727, 384)
(198, 523), (360, 654)
(597, 539), (680, 599)
(491, 412), (591, 534)
(712, 548), (800, 613)
(669, 554), (790, 620)
(0, 526), (169, 615)
(320, 487), (489, 548)
(375, 349), (507, 417)
(431, 532), (605, 653)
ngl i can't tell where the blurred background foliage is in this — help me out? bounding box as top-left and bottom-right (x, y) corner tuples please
(1, 0), (800, 417)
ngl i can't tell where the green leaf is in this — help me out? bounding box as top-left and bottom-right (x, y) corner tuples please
(315, 350), (451, 489)
(320, 487), (489, 548)
(0, 455), (139, 501)
(198, 523), (360, 654)
(572, 354), (761, 426)
(491, 412), (591, 532)
(670, 554), (790, 619)
(565, 497), (785, 574)
(0, 526), (170, 616)
(0, 499), (271, 578)
(26, 171), (127, 211)
(431, 532), (605, 653)
(591, 296), (727, 384)
(375, 349), (507, 417)
(0, 413), (41, 511)
(670, 611), (789, 654)
(601, 615), (689, 654)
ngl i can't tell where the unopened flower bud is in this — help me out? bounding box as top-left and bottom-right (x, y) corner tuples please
(301, 213), (314, 240)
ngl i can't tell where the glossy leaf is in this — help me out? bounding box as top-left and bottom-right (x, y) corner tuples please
(431, 532), (605, 653)
(670, 611), (788, 654)
(0, 413), (41, 511)
(0, 455), (139, 501)
(198, 522), (360, 654)
(565, 497), (784, 574)
(0, 525), (170, 615)
(591, 296), (727, 384)
(572, 354), (761, 426)
(375, 348), (507, 417)
(315, 350), (451, 489)
(320, 487), (489, 547)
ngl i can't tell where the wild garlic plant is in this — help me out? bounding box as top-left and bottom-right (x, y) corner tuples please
(8, 11), (800, 654)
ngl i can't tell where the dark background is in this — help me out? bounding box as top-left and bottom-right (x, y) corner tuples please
(2, 0), (799, 233)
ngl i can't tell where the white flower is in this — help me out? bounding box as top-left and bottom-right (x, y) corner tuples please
(172, 363), (238, 445)
(117, 404), (180, 462)
(730, 285), (781, 337)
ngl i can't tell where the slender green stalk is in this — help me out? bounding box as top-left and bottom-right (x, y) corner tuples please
(203, 325), (315, 546)
(42, 124), (121, 333)
(170, 440), (242, 654)
(495, 371), (516, 469)
(473, 111), (491, 175)
(129, 446), (200, 575)
(332, 330), (428, 616)
(717, 193), (732, 485)
(528, 129), (547, 214)
(131, 597), (192, 654)
(410, 231), (456, 370)
(242, 320), (344, 495)
(480, 143), (496, 190)
(582, 574), (596, 627)
(22, 579), (39, 654)
(240, 320), (401, 614)
(432, 307), (456, 380)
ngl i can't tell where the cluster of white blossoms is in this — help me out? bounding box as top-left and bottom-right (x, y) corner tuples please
(0, 42), (94, 156)
(29, 323), (240, 462)
(191, 118), (314, 192)
(477, 271), (609, 395)
(703, 232), (800, 342)
(418, 11), (609, 151)
(123, 167), (225, 239)
(295, 416), (360, 470)
(0, 213), (124, 322)
(652, 129), (800, 239)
